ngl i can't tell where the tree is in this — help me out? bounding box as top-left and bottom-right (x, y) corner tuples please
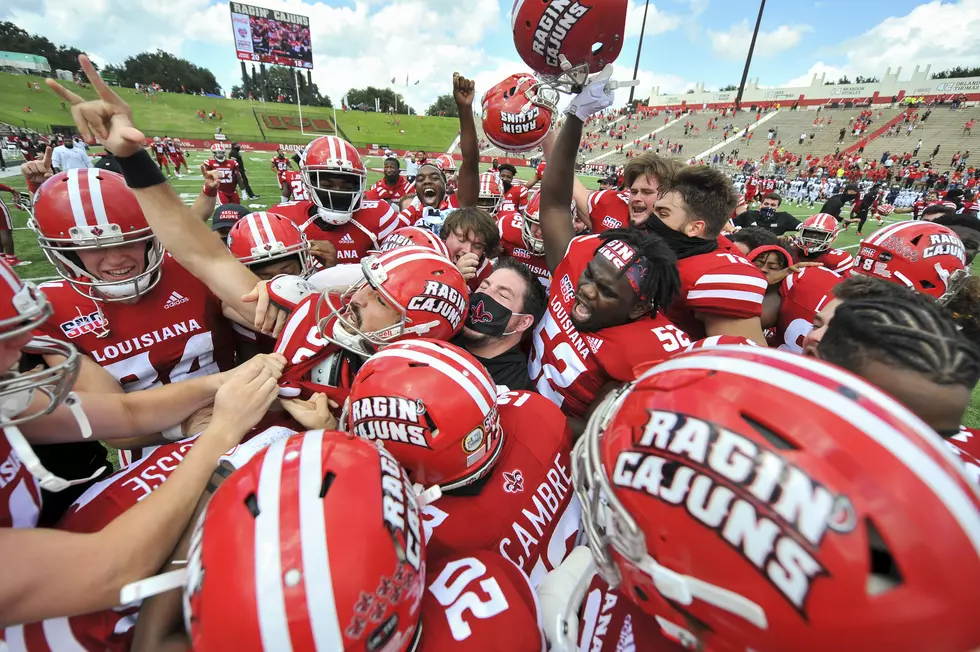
(854, 75), (880, 84)
(0, 21), (88, 73)
(346, 86), (413, 114)
(254, 65), (331, 106)
(718, 84), (738, 91)
(685, 88), (696, 94)
(426, 93), (458, 117)
(111, 50), (221, 94)
(836, 75), (852, 85)
(932, 66), (980, 79)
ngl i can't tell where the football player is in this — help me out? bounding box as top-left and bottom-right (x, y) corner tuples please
(200, 144), (244, 205)
(148, 137), (170, 177)
(786, 213), (855, 274)
(496, 163), (529, 213)
(543, 345), (980, 652)
(344, 339), (580, 588)
(496, 191), (553, 287)
(0, 182), (29, 267)
(269, 147), (293, 190)
(0, 256), (281, 626)
(541, 74), (767, 344)
(729, 228), (842, 353)
(26, 169), (239, 465)
(365, 156), (414, 204)
(163, 137), (187, 176)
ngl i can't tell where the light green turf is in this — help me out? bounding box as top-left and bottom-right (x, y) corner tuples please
(0, 71), (460, 150)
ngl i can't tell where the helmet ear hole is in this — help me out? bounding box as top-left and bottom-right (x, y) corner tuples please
(866, 518), (903, 595)
(592, 41), (605, 55)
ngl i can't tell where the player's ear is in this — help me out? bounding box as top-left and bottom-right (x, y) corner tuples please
(629, 300), (651, 321)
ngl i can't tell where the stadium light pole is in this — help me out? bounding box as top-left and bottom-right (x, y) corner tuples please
(628, 0), (650, 105)
(293, 67), (305, 136)
(734, 0), (767, 111)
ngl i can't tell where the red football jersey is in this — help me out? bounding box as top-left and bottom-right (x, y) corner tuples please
(497, 212), (551, 288)
(201, 158), (239, 193)
(365, 176), (414, 202)
(272, 199), (407, 264)
(420, 551), (544, 651)
(571, 573), (686, 652)
(165, 141), (177, 154)
(528, 236), (689, 418)
(535, 161), (547, 178)
(667, 239), (768, 340)
(765, 266), (842, 353)
(150, 143), (166, 158)
(790, 244), (854, 275)
(273, 292), (358, 405)
(272, 155), (291, 175)
(0, 428), (42, 529)
(587, 190), (629, 233)
(282, 170), (310, 202)
(949, 428), (980, 487)
(421, 391), (579, 589)
(500, 184), (529, 213)
(35, 255), (236, 393)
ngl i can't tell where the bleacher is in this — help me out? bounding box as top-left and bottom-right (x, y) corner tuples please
(855, 106), (979, 172)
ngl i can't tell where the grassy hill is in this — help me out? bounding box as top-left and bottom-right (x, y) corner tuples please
(0, 71), (460, 150)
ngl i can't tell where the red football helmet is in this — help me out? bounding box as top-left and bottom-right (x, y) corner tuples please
(478, 172), (504, 213)
(683, 335), (759, 351)
(511, 0), (628, 90)
(521, 191), (545, 255)
(481, 74), (556, 153)
(0, 259), (95, 492)
(301, 135), (367, 226)
(853, 221), (967, 301)
(31, 169), (164, 301)
(379, 226), (451, 260)
(345, 339), (503, 490)
(227, 211), (313, 277)
(573, 346), (980, 652)
(184, 432), (425, 651)
(433, 154), (457, 176)
(209, 143), (228, 162)
(319, 246), (468, 356)
(793, 213), (839, 255)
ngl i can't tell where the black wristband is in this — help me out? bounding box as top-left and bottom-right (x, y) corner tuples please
(115, 149), (168, 189)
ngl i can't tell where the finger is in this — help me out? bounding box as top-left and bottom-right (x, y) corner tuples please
(253, 295), (268, 331)
(77, 104), (110, 142)
(119, 125), (146, 147)
(262, 304), (280, 335)
(241, 288), (258, 303)
(80, 55), (116, 103)
(272, 309), (288, 338)
(46, 79), (84, 105)
(42, 146), (52, 170)
(69, 105), (91, 143)
(201, 164), (208, 176)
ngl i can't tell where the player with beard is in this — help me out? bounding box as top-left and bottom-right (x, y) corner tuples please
(344, 339), (579, 589)
(729, 231), (842, 353)
(497, 191), (555, 287)
(455, 257), (546, 391)
(497, 163), (528, 212)
(365, 156), (414, 203)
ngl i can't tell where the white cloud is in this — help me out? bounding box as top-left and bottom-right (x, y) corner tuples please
(708, 20), (810, 61)
(625, 0), (681, 38)
(781, 61), (846, 88)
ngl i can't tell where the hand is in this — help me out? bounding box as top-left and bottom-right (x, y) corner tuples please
(453, 73), (475, 110)
(181, 405), (213, 438)
(242, 281), (288, 337)
(281, 392), (339, 430)
(456, 252), (480, 280)
(766, 261), (824, 286)
(201, 166), (221, 191)
(209, 354), (286, 444)
(309, 239), (337, 268)
(21, 146), (53, 187)
(563, 63), (638, 122)
(46, 55), (145, 156)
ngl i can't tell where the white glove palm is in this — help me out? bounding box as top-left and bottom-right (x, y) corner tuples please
(563, 61), (639, 123)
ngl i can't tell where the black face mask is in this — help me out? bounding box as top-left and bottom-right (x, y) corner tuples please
(64, 141), (73, 149)
(635, 216), (719, 259)
(466, 292), (523, 337)
(759, 206), (777, 220)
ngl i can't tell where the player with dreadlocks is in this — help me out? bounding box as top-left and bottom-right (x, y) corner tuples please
(525, 222), (687, 431)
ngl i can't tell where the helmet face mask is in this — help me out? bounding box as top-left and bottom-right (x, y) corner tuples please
(794, 213), (839, 256)
(301, 136), (368, 226)
(228, 212), (313, 278)
(211, 144), (227, 162)
(481, 74), (555, 153)
(521, 194), (546, 255)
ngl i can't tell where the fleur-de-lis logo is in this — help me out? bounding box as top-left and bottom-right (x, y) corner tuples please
(503, 470), (524, 493)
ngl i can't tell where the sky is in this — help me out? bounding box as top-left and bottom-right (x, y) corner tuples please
(3, 0), (980, 112)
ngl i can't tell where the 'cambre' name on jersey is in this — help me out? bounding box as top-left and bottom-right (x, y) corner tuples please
(34, 255), (236, 393)
(421, 391), (579, 589)
(497, 212), (551, 288)
(529, 235), (690, 418)
(272, 198), (407, 263)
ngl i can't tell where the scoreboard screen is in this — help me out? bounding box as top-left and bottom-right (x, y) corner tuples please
(229, 2), (313, 69)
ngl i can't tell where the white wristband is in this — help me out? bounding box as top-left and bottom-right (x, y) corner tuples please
(162, 424), (184, 441)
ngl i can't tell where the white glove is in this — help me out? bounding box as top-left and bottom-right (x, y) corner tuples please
(563, 62), (638, 123)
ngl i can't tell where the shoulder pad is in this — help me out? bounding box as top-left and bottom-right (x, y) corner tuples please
(268, 275), (317, 311)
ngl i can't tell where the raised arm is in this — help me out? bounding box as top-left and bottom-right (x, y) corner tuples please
(453, 73), (479, 207)
(46, 57), (269, 329)
(539, 114), (581, 272)
(188, 169), (220, 222)
(539, 130), (591, 221)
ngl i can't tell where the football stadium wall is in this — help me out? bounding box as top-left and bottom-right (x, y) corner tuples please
(645, 65), (980, 111)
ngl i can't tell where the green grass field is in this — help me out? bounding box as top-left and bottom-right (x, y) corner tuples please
(3, 156), (977, 426)
(0, 71), (460, 150)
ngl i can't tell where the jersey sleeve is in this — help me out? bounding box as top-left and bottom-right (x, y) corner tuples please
(374, 200), (409, 239)
(685, 256), (768, 319)
(599, 319), (689, 382)
(828, 250), (855, 274)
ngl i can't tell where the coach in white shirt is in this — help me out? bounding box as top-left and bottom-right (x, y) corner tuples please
(404, 154), (418, 182)
(51, 139), (92, 171)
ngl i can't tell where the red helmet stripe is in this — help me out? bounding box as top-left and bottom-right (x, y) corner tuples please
(402, 339), (497, 403)
(258, 212), (278, 244)
(370, 347), (493, 414)
(253, 437), (293, 649)
(655, 349), (980, 553)
(296, 432), (345, 648)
